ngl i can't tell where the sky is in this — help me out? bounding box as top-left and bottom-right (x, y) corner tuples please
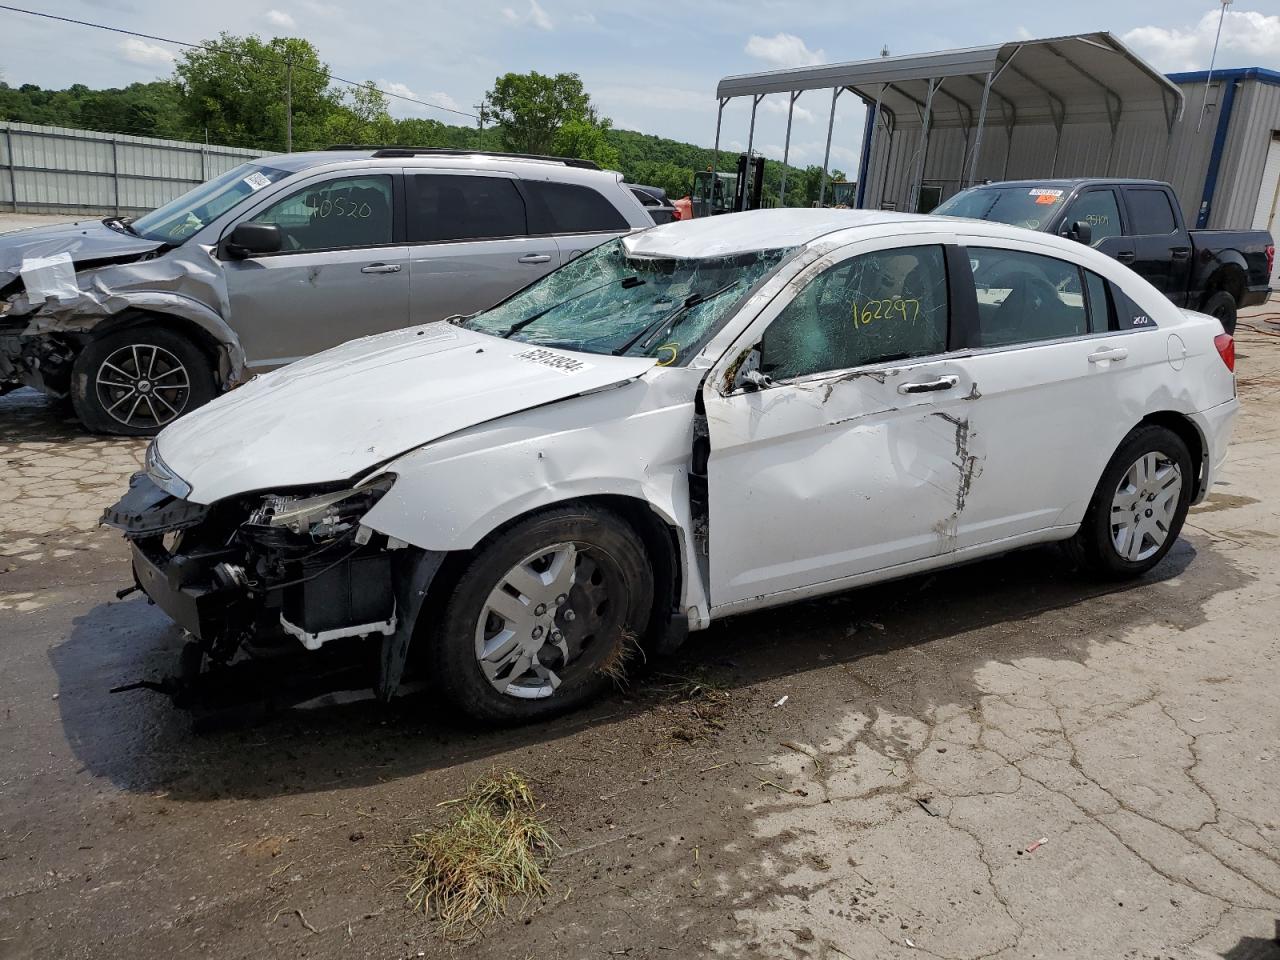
(1, 1), (1278, 171)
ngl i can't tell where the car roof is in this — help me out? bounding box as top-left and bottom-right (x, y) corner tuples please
(965, 178), (1167, 190)
(255, 149), (618, 181)
(624, 208), (951, 259)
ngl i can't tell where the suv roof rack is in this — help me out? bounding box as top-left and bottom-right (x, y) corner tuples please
(324, 145), (600, 170)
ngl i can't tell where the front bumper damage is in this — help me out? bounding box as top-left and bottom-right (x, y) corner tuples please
(102, 471), (441, 714)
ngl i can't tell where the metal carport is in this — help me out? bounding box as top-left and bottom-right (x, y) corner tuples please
(712, 32), (1184, 211)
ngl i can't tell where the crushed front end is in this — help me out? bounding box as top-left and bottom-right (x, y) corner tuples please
(102, 448), (411, 710)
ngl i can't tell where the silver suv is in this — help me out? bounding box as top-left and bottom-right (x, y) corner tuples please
(0, 148), (656, 435)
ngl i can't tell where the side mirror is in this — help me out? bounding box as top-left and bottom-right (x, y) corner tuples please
(732, 346), (774, 392)
(225, 222), (282, 259)
(1066, 220), (1093, 245)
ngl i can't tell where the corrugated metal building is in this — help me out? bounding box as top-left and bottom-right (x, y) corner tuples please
(715, 41), (1280, 263)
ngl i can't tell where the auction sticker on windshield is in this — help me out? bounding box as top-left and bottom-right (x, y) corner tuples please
(243, 171), (273, 191)
(514, 347), (595, 375)
(1029, 188), (1064, 205)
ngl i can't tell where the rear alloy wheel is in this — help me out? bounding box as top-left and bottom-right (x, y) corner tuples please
(1068, 425), (1193, 579)
(431, 505), (654, 724)
(71, 325), (216, 436)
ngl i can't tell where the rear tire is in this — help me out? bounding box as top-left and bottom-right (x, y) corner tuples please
(428, 505), (654, 725)
(1067, 425), (1193, 580)
(1201, 289), (1238, 335)
(70, 325), (217, 436)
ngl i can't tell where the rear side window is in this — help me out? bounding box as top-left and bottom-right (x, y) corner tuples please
(407, 175), (527, 243)
(524, 181), (629, 234)
(1124, 189), (1177, 236)
(761, 245), (949, 380)
(967, 247), (1089, 347)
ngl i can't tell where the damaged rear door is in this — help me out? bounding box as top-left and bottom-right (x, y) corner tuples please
(703, 238), (980, 613)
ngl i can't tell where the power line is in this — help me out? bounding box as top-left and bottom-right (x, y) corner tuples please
(0, 3), (477, 120)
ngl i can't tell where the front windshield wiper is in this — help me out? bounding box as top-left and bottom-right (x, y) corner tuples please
(499, 275), (646, 339)
(612, 280), (742, 357)
(102, 216), (140, 237)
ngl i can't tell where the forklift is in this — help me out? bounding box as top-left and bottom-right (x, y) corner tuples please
(691, 152), (765, 217)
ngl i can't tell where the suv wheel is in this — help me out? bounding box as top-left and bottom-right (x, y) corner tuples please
(1201, 290), (1237, 335)
(71, 325), (216, 436)
(1067, 425), (1193, 579)
(428, 504), (654, 724)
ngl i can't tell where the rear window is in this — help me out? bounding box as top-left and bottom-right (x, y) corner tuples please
(524, 181), (629, 234)
(1124, 188), (1178, 236)
(407, 174), (527, 242)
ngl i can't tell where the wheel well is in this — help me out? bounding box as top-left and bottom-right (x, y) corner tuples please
(1138, 411), (1206, 500)
(1201, 264), (1245, 306)
(90, 310), (225, 378)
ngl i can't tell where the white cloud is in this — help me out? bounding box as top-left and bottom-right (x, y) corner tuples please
(571, 11), (597, 26)
(502, 0), (553, 31)
(595, 84), (710, 114)
(1123, 8), (1280, 71)
(377, 80), (464, 117)
(744, 33), (826, 68)
(118, 37), (175, 66)
(762, 96), (816, 124)
(265, 9), (297, 30)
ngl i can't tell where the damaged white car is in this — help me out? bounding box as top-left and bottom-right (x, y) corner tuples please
(102, 210), (1239, 723)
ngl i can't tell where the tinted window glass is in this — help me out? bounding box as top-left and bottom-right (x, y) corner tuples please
(1063, 190), (1123, 245)
(968, 248), (1087, 347)
(407, 175), (526, 242)
(762, 245), (948, 380)
(1085, 270), (1113, 331)
(524, 181), (629, 234)
(1112, 284), (1159, 330)
(1125, 188), (1177, 235)
(250, 175), (392, 251)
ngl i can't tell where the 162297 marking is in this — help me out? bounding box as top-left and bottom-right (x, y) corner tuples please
(851, 298), (921, 327)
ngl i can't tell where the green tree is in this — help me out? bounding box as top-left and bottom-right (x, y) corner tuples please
(174, 33), (342, 151)
(552, 117), (620, 169)
(485, 71), (598, 156)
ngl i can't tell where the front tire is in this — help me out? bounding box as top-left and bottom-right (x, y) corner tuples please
(1067, 425), (1193, 579)
(70, 325), (217, 436)
(428, 505), (654, 724)
(1201, 289), (1238, 336)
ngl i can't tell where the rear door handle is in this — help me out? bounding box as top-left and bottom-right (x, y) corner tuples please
(360, 263), (401, 274)
(1170, 247), (1191, 261)
(1088, 347), (1129, 364)
(518, 254), (552, 264)
(897, 375), (958, 394)
(1115, 251), (1136, 264)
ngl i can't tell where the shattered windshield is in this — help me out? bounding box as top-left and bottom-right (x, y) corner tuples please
(463, 238), (793, 364)
(933, 186), (1066, 231)
(130, 162), (294, 244)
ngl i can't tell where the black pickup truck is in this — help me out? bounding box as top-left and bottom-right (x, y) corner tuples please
(934, 178), (1274, 334)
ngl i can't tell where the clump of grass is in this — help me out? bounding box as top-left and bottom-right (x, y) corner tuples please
(595, 629), (643, 689)
(404, 771), (557, 939)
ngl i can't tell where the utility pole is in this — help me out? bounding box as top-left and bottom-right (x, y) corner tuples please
(285, 52), (294, 152)
(1197, 0), (1232, 133)
(474, 99), (486, 150)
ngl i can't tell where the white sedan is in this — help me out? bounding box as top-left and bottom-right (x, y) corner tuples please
(104, 210), (1239, 723)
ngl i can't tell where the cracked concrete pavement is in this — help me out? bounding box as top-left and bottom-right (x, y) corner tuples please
(1, 311), (1279, 959)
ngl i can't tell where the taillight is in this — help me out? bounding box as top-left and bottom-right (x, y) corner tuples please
(1267, 244), (1275, 278)
(1214, 333), (1235, 372)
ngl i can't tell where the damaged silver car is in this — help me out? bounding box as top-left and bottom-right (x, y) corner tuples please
(103, 210), (1239, 723)
(1, 148), (655, 435)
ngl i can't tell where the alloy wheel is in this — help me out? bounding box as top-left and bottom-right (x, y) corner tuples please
(1110, 452), (1182, 562)
(94, 343), (191, 429)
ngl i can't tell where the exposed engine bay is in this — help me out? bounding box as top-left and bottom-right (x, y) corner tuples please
(101, 464), (416, 710)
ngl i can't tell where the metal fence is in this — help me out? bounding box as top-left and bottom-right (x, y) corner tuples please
(0, 121), (268, 217)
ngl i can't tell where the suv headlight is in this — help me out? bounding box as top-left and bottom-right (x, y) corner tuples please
(145, 442), (192, 499)
(249, 475), (395, 541)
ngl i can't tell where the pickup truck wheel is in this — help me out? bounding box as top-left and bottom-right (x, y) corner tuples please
(1067, 425), (1192, 580)
(1201, 290), (1237, 335)
(429, 505), (654, 724)
(70, 326), (216, 436)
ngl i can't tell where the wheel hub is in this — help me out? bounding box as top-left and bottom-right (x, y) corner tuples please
(94, 343), (191, 429)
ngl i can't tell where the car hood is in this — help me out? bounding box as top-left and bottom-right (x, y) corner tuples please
(0, 219), (166, 290)
(156, 323), (656, 504)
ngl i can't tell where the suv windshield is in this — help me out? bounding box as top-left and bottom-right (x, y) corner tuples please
(130, 162), (294, 244)
(933, 186), (1066, 231)
(463, 238), (793, 363)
